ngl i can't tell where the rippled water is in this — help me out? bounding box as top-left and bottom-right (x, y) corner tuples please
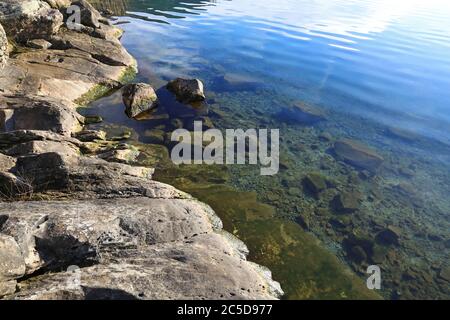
(109, 0), (450, 144)
(87, 0), (450, 299)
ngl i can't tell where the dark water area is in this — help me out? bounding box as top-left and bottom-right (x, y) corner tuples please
(85, 0), (450, 299)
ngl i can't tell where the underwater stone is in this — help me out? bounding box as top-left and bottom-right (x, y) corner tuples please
(375, 226), (401, 246)
(291, 103), (326, 124)
(333, 139), (384, 171)
(303, 173), (327, 197)
(166, 78), (206, 104)
(333, 191), (361, 214)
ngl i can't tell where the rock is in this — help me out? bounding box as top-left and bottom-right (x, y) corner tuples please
(166, 78), (206, 104)
(333, 191), (361, 213)
(0, 198), (282, 300)
(0, 23), (7, 71)
(74, 129), (106, 142)
(303, 173), (327, 197)
(348, 245), (367, 263)
(318, 132), (332, 142)
(386, 127), (419, 143)
(143, 129), (166, 145)
(0, 95), (84, 135)
(72, 0), (102, 29)
(291, 103), (326, 124)
(0, 152), (16, 172)
(0, 235), (26, 280)
(5, 140), (79, 157)
(26, 38), (52, 49)
(438, 267), (450, 282)
(0, 171), (33, 198)
(0, 280), (17, 298)
(0, 0), (64, 43)
(333, 139), (384, 171)
(375, 226), (401, 246)
(50, 28), (135, 67)
(84, 115), (103, 125)
(122, 83), (158, 119)
(44, 0), (71, 9)
(98, 147), (140, 164)
(0, 130), (83, 149)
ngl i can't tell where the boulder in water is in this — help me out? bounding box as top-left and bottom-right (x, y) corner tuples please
(166, 78), (206, 104)
(122, 83), (159, 119)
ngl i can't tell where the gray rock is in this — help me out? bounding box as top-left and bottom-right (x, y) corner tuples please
(0, 235), (26, 281)
(72, 0), (102, 29)
(0, 130), (84, 149)
(0, 198), (282, 300)
(26, 38), (52, 49)
(5, 140), (79, 157)
(167, 78), (206, 104)
(0, 95), (84, 135)
(0, 0), (63, 43)
(0, 152), (16, 172)
(44, 0), (71, 9)
(333, 139), (384, 171)
(122, 83), (158, 118)
(0, 23), (7, 71)
(74, 130), (106, 142)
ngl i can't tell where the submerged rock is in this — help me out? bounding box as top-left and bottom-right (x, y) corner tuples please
(333, 190), (361, 213)
(375, 226), (401, 246)
(333, 139), (384, 171)
(166, 78), (206, 104)
(291, 103), (326, 124)
(278, 102), (326, 125)
(303, 172), (327, 197)
(0, 23), (7, 71)
(122, 83), (158, 119)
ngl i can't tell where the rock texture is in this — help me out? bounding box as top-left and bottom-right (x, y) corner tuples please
(166, 78), (206, 104)
(0, 199), (282, 300)
(0, 0), (282, 300)
(0, 0), (64, 43)
(333, 139), (384, 171)
(122, 83), (158, 118)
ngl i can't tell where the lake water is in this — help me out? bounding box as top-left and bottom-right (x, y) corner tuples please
(86, 0), (450, 299)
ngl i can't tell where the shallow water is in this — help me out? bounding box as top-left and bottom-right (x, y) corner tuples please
(86, 0), (450, 299)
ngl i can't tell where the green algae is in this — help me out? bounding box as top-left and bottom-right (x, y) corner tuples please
(74, 65), (137, 106)
(153, 162), (381, 300)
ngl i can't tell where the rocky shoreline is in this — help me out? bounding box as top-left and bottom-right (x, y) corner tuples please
(0, 0), (282, 299)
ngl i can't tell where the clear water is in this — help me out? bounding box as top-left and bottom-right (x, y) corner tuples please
(87, 0), (450, 299)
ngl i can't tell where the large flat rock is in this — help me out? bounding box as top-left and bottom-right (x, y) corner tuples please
(0, 198), (282, 299)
